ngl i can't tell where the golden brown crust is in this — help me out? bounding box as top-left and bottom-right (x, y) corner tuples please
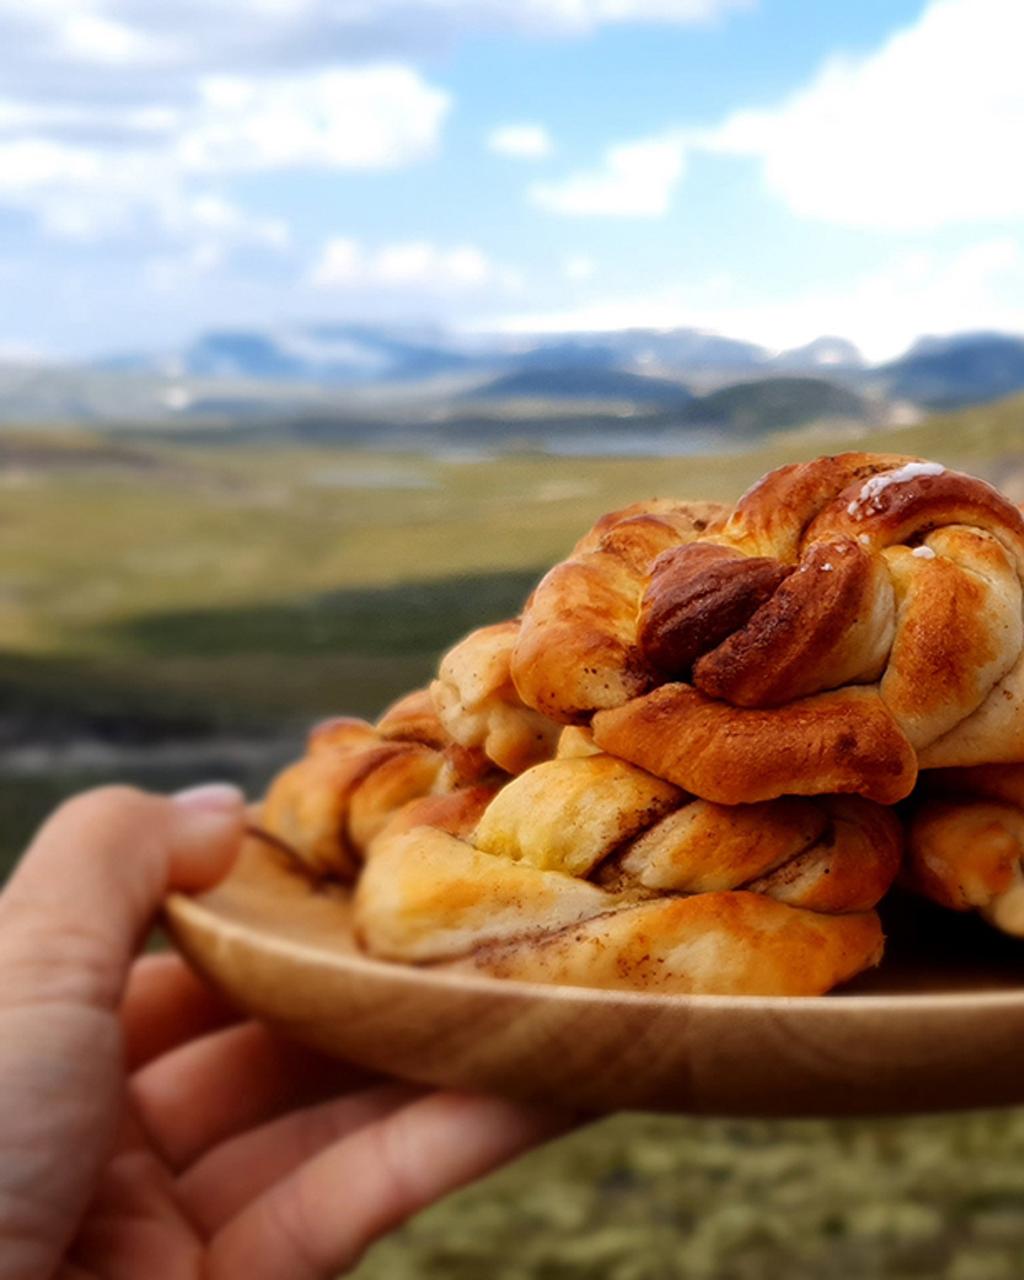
(367, 784), (500, 856)
(639, 543), (794, 680)
(356, 753), (900, 995)
(718, 452), (918, 559)
(554, 725), (602, 758)
(284, 453), (1024, 825)
(808, 465), (1024, 565)
(262, 736), (439, 880)
(376, 689), (448, 748)
(354, 826), (617, 963)
(688, 458), (1024, 731)
(259, 692), (501, 880)
(457, 894), (884, 998)
(563, 454), (1024, 801)
(916, 648), (1024, 769)
(473, 755), (681, 877)
(511, 500), (726, 722)
(692, 540), (896, 707)
(569, 497), (726, 556)
(592, 683), (918, 805)
(432, 620), (562, 773)
(604, 795), (827, 894)
(742, 796), (902, 913)
(907, 765), (1024, 935)
(261, 620), (559, 878)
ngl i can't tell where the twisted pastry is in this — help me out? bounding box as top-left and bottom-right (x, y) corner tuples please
(355, 753), (902, 996)
(260, 691), (499, 880)
(262, 612), (564, 879)
(907, 765), (1024, 937)
(432, 620), (562, 774)
(511, 498), (727, 721)
(585, 454), (1024, 803)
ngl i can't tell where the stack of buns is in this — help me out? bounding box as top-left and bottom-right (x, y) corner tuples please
(259, 453), (1024, 995)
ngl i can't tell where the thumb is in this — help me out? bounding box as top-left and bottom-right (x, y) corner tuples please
(0, 783), (245, 1011)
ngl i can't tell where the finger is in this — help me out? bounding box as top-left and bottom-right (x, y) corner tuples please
(0, 783), (245, 1011)
(121, 954), (240, 1071)
(178, 1084), (421, 1235)
(131, 1021), (377, 1170)
(209, 1092), (571, 1279)
(65, 1145), (198, 1279)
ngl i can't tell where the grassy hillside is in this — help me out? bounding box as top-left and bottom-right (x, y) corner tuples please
(353, 1108), (1024, 1280)
(685, 375), (869, 432)
(468, 366), (692, 404)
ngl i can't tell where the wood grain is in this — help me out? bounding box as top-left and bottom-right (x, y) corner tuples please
(165, 833), (1024, 1117)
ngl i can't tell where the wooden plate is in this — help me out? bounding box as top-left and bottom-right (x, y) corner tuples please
(165, 833), (1024, 1118)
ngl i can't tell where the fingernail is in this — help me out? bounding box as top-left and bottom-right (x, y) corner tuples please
(174, 783), (245, 813)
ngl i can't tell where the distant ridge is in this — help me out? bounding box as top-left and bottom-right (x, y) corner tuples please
(880, 333), (1024, 407)
(5, 322), (1024, 426)
(682, 376), (869, 433)
(96, 323), (775, 386)
(774, 337), (864, 370)
(466, 365), (693, 404)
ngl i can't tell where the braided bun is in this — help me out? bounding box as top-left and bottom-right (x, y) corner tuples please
(583, 454), (1024, 802)
(261, 613), (564, 878)
(355, 753), (901, 995)
(511, 498), (726, 721)
(907, 765), (1024, 936)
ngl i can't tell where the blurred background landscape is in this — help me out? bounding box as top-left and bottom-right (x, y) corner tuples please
(6, 0), (1024, 1275)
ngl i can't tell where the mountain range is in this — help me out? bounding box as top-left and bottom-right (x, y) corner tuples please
(101, 323), (864, 388)
(878, 332), (1024, 407)
(5, 325), (1024, 433)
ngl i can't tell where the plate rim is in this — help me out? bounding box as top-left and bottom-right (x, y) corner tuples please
(166, 888), (1024, 1014)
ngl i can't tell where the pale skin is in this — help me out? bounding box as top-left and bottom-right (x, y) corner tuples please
(0, 784), (569, 1279)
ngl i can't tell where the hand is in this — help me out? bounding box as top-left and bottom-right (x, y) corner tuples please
(0, 784), (566, 1279)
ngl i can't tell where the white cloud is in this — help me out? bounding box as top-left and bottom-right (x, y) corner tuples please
(564, 254), (596, 280)
(0, 98), (180, 137)
(0, 62), (446, 254)
(182, 66), (450, 172)
(530, 0), (1024, 232)
(0, 133), (293, 250)
(430, 0), (753, 34)
(169, 195), (290, 251)
(495, 237), (1024, 361)
(0, 63), (449, 188)
(0, 0), (754, 97)
(487, 123), (553, 159)
(531, 133), (687, 216)
(690, 238), (1024, 360)
(61, 11), (160, 64)
(311, 238), (522, 294)
(0, 0), (743, 272)
(702, 0), (1024, 230)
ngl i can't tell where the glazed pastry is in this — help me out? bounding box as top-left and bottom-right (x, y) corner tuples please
(355, 753), (902, 996)
(907, 765), (1024, 936)
(576, 454), (1024, 803)
(512, 498), (727, 721)
(260, 693), (500, 880)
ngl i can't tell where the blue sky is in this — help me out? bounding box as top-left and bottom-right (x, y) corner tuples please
(2, 0), (1023, 361)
